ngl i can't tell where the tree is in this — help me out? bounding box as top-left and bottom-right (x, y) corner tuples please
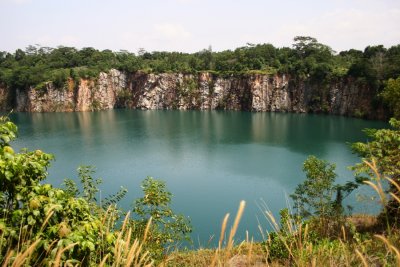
(0, 116), (108, 264)
(290, 36), (335, 80)
(198, 46), (214, 70)
(381, 77), (400, 119)
(364, 45), (387, 81)
(352, 118), (400, 224)
(14, 49), (26, 61)
(386, 45), (400, 78)
(291, 156), (337, 219)
(132, 177), (192, 259)
(292, 36), (334, 59)
(290, 156), (357, 236)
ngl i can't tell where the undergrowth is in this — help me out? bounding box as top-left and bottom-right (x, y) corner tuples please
(1, 115), (400, 266)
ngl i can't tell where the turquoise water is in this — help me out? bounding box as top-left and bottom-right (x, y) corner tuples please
(10, 110), (387, 247)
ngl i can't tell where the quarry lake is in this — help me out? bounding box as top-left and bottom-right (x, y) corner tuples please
(11, 110), (387, 247)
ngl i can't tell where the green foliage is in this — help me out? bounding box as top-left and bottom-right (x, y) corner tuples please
(267, 231), (291, 260)
(132, 177), (192, 259)
(265, 208), (294, 260)
(351, 118), (400, 223)
(291, 156), (337, 219)
(63, 178), (79, 197)
(77, 165), (102, 203)
(0, 116), (108, 264)
(62, 165), (128, 209)
(351, 118), (400, 182)
(381, 77), (400, 119)
(0, 117), (53, 211)
(1, 37), (399, 105)
(290, 156), (357, 236)
(0, 116), (191, 265)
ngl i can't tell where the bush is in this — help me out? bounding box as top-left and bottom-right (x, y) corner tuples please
(290, 156), (357, 237)
(132, 177), (192, 259)
(0, 116), (192, 265)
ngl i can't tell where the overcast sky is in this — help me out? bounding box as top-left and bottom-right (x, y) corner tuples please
(0, 0), (399, 53)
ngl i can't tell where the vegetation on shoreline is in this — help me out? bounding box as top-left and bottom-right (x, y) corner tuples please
(1, 36), (399, 96)
(0, 115), (191, 265)
(1, 50), (400, 264)
(1, 110), (400, 265)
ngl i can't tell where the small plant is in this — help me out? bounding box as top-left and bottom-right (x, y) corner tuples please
(290, 156), (357, 237)
(132, 177), (192, 260)
(63, 165), (128, 209)
(265, 208), (294, 261)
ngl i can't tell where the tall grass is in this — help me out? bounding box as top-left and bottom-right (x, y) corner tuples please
(209, 200), (246, 266)
(3, 160), (400, 266)
(1, 209), (154, 267)
(167, 159), (400, 266)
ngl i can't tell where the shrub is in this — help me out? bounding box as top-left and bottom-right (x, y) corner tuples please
(290, 156), (357, 237)
(132, 177), (192, 260)
(0, 116), (192, 265)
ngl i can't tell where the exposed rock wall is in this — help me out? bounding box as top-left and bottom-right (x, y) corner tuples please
(0, 84), (11, 111)
(128, 72), (294, 111)
(16, 84), (75, 112)
(1, 69), (384, 119)
(15, 69), (126, 112)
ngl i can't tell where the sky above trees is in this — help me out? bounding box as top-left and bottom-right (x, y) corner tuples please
(0, 0), (399, 53)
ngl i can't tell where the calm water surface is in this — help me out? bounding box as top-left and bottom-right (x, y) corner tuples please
(10, 110), (387, 247)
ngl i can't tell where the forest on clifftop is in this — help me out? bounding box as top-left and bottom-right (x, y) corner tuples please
(1, 36), (399, 94)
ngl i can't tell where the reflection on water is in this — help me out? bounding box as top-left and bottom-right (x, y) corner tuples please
(10, 110), (387, 247)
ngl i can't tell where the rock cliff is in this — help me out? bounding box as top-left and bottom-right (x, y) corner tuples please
(1, 69), (383, 119)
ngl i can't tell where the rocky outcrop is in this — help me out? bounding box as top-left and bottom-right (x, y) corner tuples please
(16, 83), (75, 112)
(75, 69), (127, 111)
(1, 69), (384, 119)
(15, 69), (127, 112)
(0, 84), (11, 111)
(128, 72), (294, 111)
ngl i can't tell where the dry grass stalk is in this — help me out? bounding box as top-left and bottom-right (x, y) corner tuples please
(375, 234), (400, 266)
(125, 227), (133, 254)
(386, 177), (400, 194)
(265, 210), (279, 232)
(338, 239), (350, 266)
(341, 225), (346, 241)
(121, 211), (131, 234)
(257, 223), (265, 241)
(113, 211), (131, 265)
(355, 249), (368, 267)
(390, 192), (400, 204)
(39, 206), (56, 233)
(11, 238), (41, 267)
(101, 205), (113, 225)
(143, 217), (152, 243)
(363, 160), (387, 203)
(247, 238), (253, 264)
(226, 201), (246, 255)
(210, 201), (246, 267)
(108, 228), (153, 267)
(209, 249), (219, 267)
(53, 242), (78, 267)
(99, 254), (109, 267)
(218, 213), (230, 250)
(137, 250), (153, 267)
(125, 239), (140, 266)
(2, 249), (15, 267)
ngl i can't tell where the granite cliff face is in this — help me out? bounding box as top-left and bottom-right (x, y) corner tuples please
(2, 69), (383, 119)
(14, 69), (126, 112)
(0, 84), (11, 111)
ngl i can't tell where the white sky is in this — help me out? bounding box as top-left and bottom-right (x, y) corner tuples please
(0, 0), (399, 53)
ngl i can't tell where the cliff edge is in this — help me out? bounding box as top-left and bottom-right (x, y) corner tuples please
(0, 69), (384, 119)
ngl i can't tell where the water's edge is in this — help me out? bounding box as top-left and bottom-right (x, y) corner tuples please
(10, 110), (388, 247)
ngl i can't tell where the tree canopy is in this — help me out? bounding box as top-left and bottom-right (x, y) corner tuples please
(1, 37), (399, 94)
